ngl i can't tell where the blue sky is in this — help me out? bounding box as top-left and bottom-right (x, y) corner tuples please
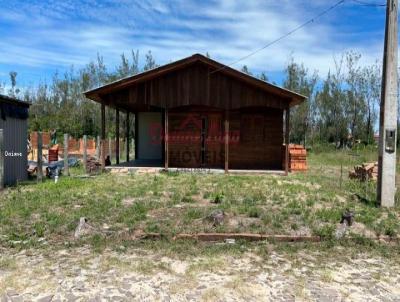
(0, 0), (388, 89)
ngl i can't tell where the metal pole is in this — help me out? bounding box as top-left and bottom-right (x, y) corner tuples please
(377, 0), (398, 207)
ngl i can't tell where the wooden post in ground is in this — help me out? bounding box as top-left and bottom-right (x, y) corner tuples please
(224, 110), (229, 173)
(377, 0), (398, 207)
(96, 136), (100, 159)
(108, 137), (112, 164)
(0, 129), (4, 189)
(37, 131), (43, 182)
(83, 135), (87, 172)
(116, 108), (120, 164)
(164, 108), (169, 170)
(126, 112), (130, 162)
(64, 133), (69, 176)
(101, 103), (106, 170)
(285, 108), (290, 175)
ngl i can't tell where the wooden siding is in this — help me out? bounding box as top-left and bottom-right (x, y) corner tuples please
(165, 106), (282, 170)
(229, 107), (283, 170)
(103, 62), (291, 111)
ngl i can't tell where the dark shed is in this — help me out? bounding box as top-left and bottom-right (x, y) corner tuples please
(0, 94), (30, 186)
(85, 54), (306, 172)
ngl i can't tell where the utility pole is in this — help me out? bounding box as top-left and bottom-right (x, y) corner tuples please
(377, 0), (398, 207)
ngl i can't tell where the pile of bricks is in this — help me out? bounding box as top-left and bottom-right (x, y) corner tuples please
(349, 162), (378, 181)
(282, 144), (307, 172)
(289, 144), (307, 171)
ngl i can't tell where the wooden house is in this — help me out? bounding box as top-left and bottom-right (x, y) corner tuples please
(84, 54), (306, 173)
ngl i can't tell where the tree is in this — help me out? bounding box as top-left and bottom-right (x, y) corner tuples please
(143, 50), (157, 71)
(259, 72), (268, 82)
(241, 65), (252, 75)
(283, 58), (318, 146)
(8, 71), (20, 97)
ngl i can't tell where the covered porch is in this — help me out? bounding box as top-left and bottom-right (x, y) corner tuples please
(84, 54), (306, 174)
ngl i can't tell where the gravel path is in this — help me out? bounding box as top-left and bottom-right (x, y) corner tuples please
(1, 245), (399, 301)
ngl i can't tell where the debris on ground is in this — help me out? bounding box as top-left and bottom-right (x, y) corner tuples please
(86, 156), (102, 174)
(349, 162), (378, 181)
(340, 209), (355, 226)
(206, 209), (225, 226)
(74, 217), (96, 239)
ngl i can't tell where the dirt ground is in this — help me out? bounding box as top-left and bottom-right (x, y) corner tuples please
(1, 244), (399, 302)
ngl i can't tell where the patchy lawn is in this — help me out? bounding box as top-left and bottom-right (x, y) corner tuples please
(0, 147), (399, 251)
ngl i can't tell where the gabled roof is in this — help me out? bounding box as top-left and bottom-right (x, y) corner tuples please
(0, 94), (31, 107)
(85, 53), (306, 107)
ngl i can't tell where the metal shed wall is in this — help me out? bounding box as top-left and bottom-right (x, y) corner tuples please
(0, 116), (28, 185)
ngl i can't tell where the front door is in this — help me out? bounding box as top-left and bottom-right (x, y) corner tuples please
(168, 111), (224, 168)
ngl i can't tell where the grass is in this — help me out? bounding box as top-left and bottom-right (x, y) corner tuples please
(0, 147), (399, 255)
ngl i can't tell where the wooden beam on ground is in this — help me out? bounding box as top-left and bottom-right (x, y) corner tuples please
(116, 109), (120, 164)
(64, 133), (69, 176)
(101, 103), (106, 170)
(224, 110), (229, 173)
(285, 108), (290, 175)
(164, 108), (169, 170)
(126, 112), (130, 162)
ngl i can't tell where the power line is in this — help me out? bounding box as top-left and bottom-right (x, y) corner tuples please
(210, 0), (346, 74)
(351, 0), (386, 7)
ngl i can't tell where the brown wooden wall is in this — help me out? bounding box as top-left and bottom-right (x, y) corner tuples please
(229, 107), (283, 169)
(166, 106), (283, 170)
(104, 62), (291, 112)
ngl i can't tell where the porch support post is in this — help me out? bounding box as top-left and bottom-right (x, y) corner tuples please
(101, 103), (106, 171)
(115, 108), (120, 164)
(164, 108), (169, 170)
(134, 112), (138, 160)
(285, 107), (290, 175)
(224, 110), (229, 173)
(126, 112), (130, 162)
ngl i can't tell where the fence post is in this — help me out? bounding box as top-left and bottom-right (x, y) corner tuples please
(96, 135), (100, 159)
(64, 133), (69, 176)
(0, 129), (4, 189)
(108, 137), (112, 164)
(83, 135), (87, 172)
(37, 131), (43, 182)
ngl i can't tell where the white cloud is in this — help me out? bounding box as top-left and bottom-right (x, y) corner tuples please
(0, 0), (388, 83)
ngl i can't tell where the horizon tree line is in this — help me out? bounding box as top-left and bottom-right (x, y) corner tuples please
(0, 50), (393, 148)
